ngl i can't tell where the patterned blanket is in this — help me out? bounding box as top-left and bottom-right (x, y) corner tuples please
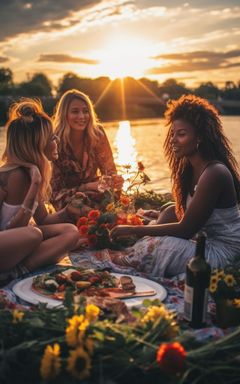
(0, 250), (232, 343)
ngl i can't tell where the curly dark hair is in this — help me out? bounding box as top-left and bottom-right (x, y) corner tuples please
(164, 94), (240, 218)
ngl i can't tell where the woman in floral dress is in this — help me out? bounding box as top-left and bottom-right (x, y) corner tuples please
(51, 89), (122, 211)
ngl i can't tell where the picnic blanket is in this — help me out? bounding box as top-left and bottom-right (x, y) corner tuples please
(0, 251), (232, 343)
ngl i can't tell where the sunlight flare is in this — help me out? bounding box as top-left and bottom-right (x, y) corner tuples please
(97, 36), (151, 79)
(114, 120), (138, 191)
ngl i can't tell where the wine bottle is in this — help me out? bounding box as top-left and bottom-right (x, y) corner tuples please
(184, 231), (211, 328)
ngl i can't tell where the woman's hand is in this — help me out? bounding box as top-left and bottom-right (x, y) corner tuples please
(66, 192), (91, 218)
(110, 225), (134, 241)
(82, 181), (99, 192)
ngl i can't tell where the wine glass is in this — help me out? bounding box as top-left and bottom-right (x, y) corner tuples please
(98, 175), (113, 192)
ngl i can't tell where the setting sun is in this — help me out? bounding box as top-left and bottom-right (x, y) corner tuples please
(97, 36), (151, 79)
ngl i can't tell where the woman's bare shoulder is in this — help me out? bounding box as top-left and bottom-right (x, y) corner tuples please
(7, 168), (31, 197)
(204, 162), (233, 181)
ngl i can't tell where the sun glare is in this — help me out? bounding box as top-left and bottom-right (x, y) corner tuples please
(114, 120), (138, 191)
(97, 37), (150, 79)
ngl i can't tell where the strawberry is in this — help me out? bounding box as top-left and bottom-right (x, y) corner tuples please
(88, 275), (101, 284)
(57, 284), (66, 292)
(55, 274), (67, 284)
(70, 271), (82, 281)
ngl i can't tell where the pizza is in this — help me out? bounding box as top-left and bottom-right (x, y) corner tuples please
(31, 267), (138, 301)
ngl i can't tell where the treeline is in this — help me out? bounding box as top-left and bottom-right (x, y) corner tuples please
(1, 67), (240, 124)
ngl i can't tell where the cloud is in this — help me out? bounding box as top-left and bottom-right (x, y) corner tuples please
(153, 50), (240, 60)
(147, 49), (240, 74)
(0, 0), (100, 41)
(38, 53), (99, 65)
(0, 56), (9, 63)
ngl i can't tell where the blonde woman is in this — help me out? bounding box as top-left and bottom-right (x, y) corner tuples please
(0, 99), (79, 286)
(51, 89), (123, 210)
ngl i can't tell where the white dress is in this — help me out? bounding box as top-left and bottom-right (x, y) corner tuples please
(0, 202), (21, 230)
(71, 204), (240, 278)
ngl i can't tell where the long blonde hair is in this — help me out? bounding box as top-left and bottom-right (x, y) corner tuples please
(53, 89), (101, 153)
(2, 98), (53, 200)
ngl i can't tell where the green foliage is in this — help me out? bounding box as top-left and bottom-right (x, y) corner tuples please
(1, 296), (240, 384)
(134, 190), (172, 210)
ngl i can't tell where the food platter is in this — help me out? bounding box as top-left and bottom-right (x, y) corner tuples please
(13, 272), (167, 308)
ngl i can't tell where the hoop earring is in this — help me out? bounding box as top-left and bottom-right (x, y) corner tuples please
(196, 141), (200, 150)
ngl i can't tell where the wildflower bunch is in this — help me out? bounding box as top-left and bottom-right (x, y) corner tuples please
(76, 197), (143, 250)
(122, 161), (151, 196)
(209, 264), (240, 301)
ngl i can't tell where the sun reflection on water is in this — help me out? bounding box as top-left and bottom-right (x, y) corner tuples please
(114, 120), (138, 191)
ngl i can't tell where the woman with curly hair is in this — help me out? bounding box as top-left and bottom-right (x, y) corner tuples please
(51, 89), (123, 211)
(0, 99), (80, 286)
(108, 95), (240, 277)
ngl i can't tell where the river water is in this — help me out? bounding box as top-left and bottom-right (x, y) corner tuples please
(1, 116), (240, 193)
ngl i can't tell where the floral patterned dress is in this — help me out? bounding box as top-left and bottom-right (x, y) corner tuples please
(70, 205), (240, 278)
(51, 126), (116, 210)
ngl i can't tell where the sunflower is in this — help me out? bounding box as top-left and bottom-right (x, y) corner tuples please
(224, 274), (236, 287)
(40, 343), (61, 380)
(85, 304), (100, 322)
(141, 305), (170, 324)
(66, 315), (89, 347)
(12, 309), (24, 323)
(209, 283), (217, 294)
(210, 275), (219, 285)
(67, 347), (91, 380)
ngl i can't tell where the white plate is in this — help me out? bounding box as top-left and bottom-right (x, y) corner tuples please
(12, 273), (167, 308)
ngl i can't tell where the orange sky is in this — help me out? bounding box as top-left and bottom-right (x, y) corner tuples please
(0, 0), (240, 87)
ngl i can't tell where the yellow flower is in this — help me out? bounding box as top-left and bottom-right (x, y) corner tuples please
(79, 318), (89, 332)
(85, 304), (100, 322)
(209, 283), (217, 294)
(210, 275), (219, 285)
(233, 299), (240, 308)
(141, 305), (170, 324)
(12, 309), (24, 323)
(40, 343), (61, 380)
(224, 274), (236, 287)
(66, 315), (89, 347)
(85, 337), (94, 355)
(106, 203), (115, 212)
(217, 269), (224, 278)
(67, 347), (91, 380)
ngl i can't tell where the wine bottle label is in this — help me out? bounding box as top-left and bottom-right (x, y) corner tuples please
(183, 284), (193, 321)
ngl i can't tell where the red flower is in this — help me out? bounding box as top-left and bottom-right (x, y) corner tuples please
(79, 225), (89, 235)
(130, 215), (143, 225)
(156, 342), (186, 375)
(137, 161), (145, 171)
(117, 217), (128, 225)
(88, 220), (97, 226)
(76, 216), (88, 227)
(120, 195), (130, 206)
(88, 210), (101, 220)
(87, 234), (98, 247)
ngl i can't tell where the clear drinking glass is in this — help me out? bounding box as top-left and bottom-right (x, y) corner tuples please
(98, 175), (113, 192)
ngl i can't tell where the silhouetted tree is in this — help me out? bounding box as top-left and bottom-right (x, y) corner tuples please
(0, 67), (14, 95)
(222, 81), (240, 100)
(16, 73), (52, 96)
(158, 78), (190, 99)
(195, 81), (220, 99)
